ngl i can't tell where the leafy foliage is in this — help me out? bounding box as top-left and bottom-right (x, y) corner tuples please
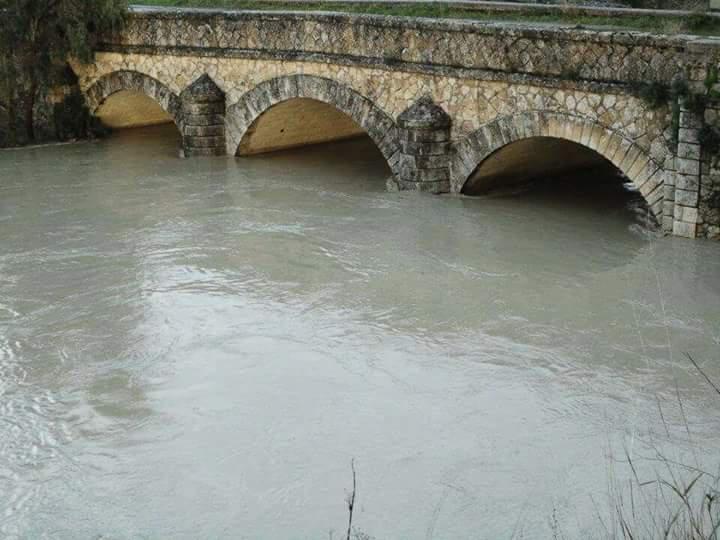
(0, 0), (128, 142)
(637, 81), (671, 110)
(685, 11), (718, 33)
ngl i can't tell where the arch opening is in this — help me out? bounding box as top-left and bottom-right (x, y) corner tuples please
(84, 71), (183, 140)
(237, 98), (368, 156)
(453, 113), (667, 226)
(461, 137), (622, 196)
(226, 75), (401, 179)
(95, 90), (175, 130)
(460, 136), (660, 229)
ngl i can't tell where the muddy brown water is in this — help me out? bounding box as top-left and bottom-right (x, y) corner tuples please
(1, 125), (719, 538)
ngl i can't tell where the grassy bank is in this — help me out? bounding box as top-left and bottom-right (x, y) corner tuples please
(130, 0), (720, 35)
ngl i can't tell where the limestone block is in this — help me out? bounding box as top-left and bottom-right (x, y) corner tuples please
(676, 158), (701, 176)
(673, 221), (697, 238)
(677, 142), (701, 161)
(674, 205), (699, 223)
(676, 188), (700, 206)
(678, 128), (700, 144)
(679, 109), (703, 130)
(676, 174), (700, 191)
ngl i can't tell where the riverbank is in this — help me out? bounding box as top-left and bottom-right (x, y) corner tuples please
(0, 138), (93, 151)
(130, 0), (720, 35)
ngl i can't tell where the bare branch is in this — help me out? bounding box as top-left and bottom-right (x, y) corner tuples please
(687, 353), (720, 397)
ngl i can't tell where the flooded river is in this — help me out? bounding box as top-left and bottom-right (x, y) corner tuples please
(1, 125), (719, 538)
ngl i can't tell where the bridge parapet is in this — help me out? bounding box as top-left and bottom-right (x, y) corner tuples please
(109, 8), (720, 87)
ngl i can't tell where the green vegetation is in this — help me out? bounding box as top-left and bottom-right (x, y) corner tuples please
(607, 355), (720, 540)
(0, 0), (128, 143)
(699, 68), (720, 165)
(131, 0), (720, 36)
(636, 67), (720, 150)
(637, 81), (672, 110)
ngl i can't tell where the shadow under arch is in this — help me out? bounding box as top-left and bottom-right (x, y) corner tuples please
(225, 75), (401, 177)
(451, 112), (668, 220)
(84, 70), (184, 133)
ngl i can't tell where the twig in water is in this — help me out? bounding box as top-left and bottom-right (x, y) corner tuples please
(687, 353), (720, 396)
(346, 459), (357, 540)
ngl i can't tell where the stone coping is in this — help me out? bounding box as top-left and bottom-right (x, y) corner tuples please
(127, 4), (720, 47)
(129, 1), (720, 20)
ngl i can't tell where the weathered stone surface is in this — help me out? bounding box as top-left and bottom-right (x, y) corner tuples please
(185, 124), (224, 137)
(184, 135), (226, 148)
(184, 114), (225, 126)
(677, 142), (701, 161)
(401, 140), (451, 156)
(404, 128), (451, 143)
(676, 188), (700, 206)
(100, 8), (719, 86)
(395, 178), (451, 193)
(182, 102), (225, 115)
(71, 8), (720, 238)
(410, 153), (452, 169)
(674, 205), (699, 223)
(673, 221), (697, 238)
(679, 108), (704, 130)
(397, 96), (451, 130)
(184, 146), (226, 157)
(676, 174), (700, 191)
(676, 158), (701, 177)
(395, 97), (452, 192)
(181, 73), (225, 102)
(179, 73), (226, 157)
(678, 128), (700, 145)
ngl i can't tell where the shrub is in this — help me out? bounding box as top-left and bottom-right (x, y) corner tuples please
(638, 81), (671, 109)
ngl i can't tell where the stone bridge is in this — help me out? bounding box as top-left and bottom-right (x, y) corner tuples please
(73, 7), (720, 238)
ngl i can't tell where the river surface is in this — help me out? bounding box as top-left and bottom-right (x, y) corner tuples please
(1, 125), (719, 539)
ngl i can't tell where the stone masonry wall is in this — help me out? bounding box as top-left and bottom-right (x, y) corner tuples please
(108, 9), (719, 86)
(77, 53), (673, 161)
(72, 8), (720, 238)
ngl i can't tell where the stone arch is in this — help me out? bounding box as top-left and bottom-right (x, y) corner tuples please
(452, 111), (667, 221)
(225, 75), (401, 176)
(84, 70), (183, 132)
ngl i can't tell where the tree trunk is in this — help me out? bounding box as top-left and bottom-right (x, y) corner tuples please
(7, 92), (18, 146)
(24, 79), (37, 143)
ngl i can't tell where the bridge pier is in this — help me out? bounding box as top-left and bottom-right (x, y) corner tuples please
(395, 97), (452, 193)
(673, 101), (704, 238)
(180, 75), (226, 157)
